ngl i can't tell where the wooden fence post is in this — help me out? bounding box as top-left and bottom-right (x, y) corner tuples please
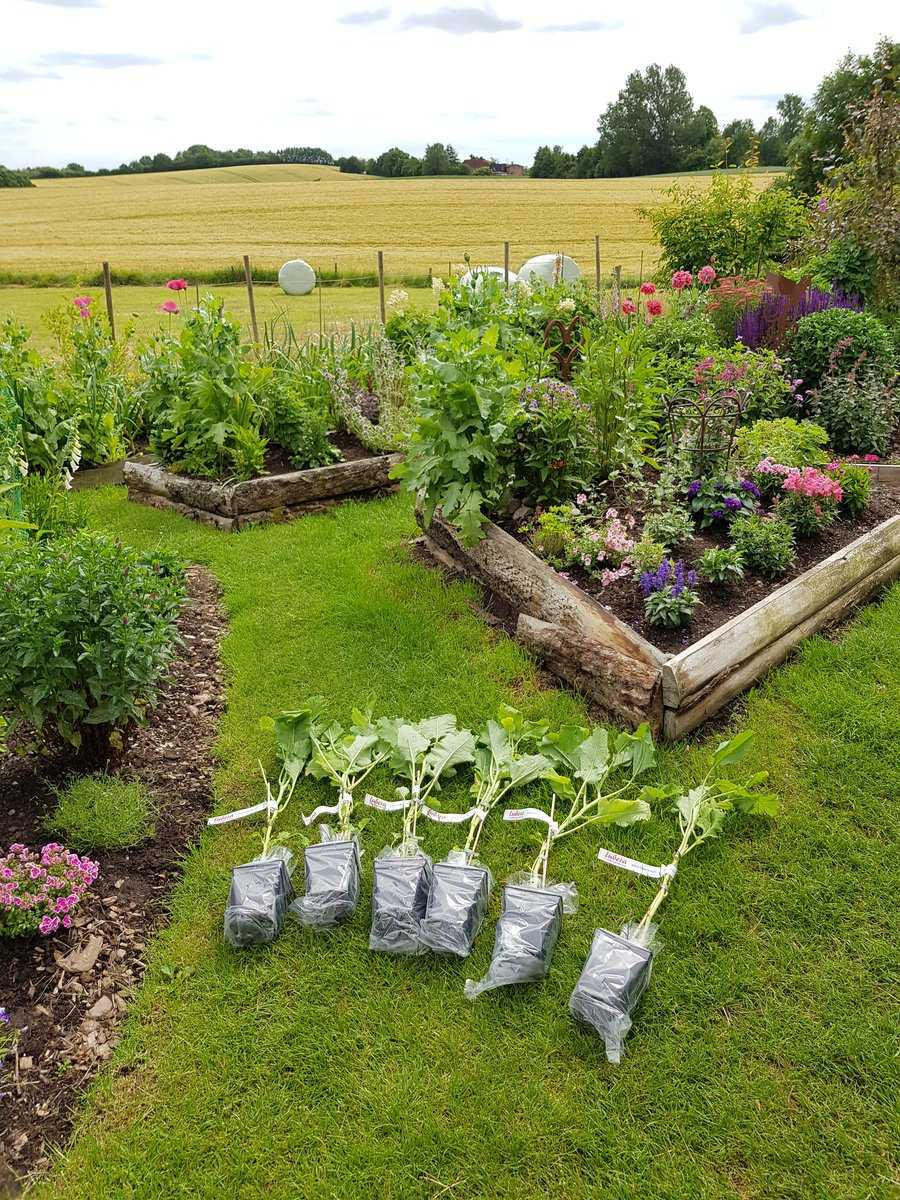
(377, 251), (386, 324)
(101, 261), (115, 340)
(242, 254), (259, 343)
(594, 235), (601, 294)
(613, 265), (622, 313)
(503, 241), (510, 286)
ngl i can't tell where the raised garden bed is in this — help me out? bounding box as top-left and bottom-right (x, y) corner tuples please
(418, 506), (900, 739)
(124, 438), (401, 531)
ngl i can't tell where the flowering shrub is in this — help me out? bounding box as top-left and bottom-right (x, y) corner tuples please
(732, 514), (797, 578)
(511, 378), (591, 506)
(698, 546), (745, 587)
(639, 558), (700, 627)
(705, 275), (767, 343)
(527, 502), (635, 587)
(786, 307), (895, 392)
(687, 476), (759, 528)
(658, 345), (799, 427)
(735, 419), (831, 495)
(774, 466), (843, 536)
(0, 532), (185, 755)
(0, 843), (98, 937)
(808, 346), (898, 457)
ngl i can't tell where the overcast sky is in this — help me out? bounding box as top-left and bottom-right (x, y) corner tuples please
(1, 0), (896, 168)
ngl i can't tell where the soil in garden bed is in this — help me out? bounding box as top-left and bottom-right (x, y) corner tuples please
(248, 432), (377, 479)
(0, 567), (226, 1195)
(506, 487), (899, 655)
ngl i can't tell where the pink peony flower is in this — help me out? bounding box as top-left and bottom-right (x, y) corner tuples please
(646, 298), (662, 317)
(639, 281), (656, 295)
(158, 300), (180, 315)
(671, 270), (693, 291)
(621, 298), (637, 315)
(697, 265), (716, 285)
(166, 278), (188, 291)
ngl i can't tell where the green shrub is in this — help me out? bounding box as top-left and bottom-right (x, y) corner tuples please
(512, 378), (591, 506)
(643, 312), (720, 361)
(0, 533), (185, 755)
(0, 317), (79, 477)
(776, 491), (839, 538)
(527, 504), (578, 566)
(810, 366), (897, 457)
(643, 175), (808, 276)
(732, 514), (797, 578)
(833, 463), (872, 518)
(787, 308), (895, 391)
(657, 345), (796, 425)
(735, 418), (830, 479)
(255, 353), (339, 470)
(698, 546), (745, 587)
(630, 536), (667, 580)
(45, 774), (156, 850)
(642, 506), (694, 550)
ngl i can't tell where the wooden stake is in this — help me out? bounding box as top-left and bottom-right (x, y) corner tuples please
(242, 254), (259, 343)
(613, 265), (622, 314)
(503, 241), (510, 286)
(639, 251), (644, 286)
(594, 235), (601, 293)
(377, 250), (386, 324)
(101, 261), (115, 340)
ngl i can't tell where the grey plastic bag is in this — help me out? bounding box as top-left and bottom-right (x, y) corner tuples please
(419, 857), (492, 958)
(464, 882), (564, 998)
(291, 833), (361, 930)
(369, 846), (433, 955)
(569, 924), (656, 1063)
(224, 848), (294, 948)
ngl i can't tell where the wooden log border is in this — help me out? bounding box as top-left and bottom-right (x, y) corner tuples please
(418, 507), (900, 740)
(123, 453), (402, 530)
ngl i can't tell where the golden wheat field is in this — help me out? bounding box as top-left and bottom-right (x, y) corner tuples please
(0, 164), (781, 280)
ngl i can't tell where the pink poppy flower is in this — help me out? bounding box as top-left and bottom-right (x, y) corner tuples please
(166, 278), (188, 291)
(158, 300), (180, 315)
(73, 295), (92, 309)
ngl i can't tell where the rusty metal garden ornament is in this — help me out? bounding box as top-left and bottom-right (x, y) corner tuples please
(543, 315), (585, 382)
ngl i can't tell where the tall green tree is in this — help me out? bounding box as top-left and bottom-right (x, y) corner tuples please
(595, 64), (703, 176)
(722, 119), (756, 166)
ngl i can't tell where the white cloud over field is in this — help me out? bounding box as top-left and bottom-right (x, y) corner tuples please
(2, 0), (897, 168)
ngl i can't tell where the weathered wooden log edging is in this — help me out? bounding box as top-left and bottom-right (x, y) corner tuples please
(860, 462), (900, 491)
(417, 505), (900, 739)
(123, 452), (402, 529)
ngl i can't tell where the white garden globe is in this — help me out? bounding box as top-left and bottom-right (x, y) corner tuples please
(517, 253), (581, 286)
(459, 265), (518, 288)
(278, 259), (317, 296)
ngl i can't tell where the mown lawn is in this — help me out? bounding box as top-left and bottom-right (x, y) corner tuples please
(34, 487), (899, 1200)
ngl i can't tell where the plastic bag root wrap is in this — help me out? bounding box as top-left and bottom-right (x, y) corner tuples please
(291, 836), (361, 930)
(224, 847), (294, 949)
(464, 882), (565, 998)
(568, 924), (657, 1063)
(369, 848), (433, 955)
(419, 858), (492, 958)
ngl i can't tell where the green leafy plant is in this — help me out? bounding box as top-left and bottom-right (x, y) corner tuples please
(698, 546), (746, 587)
(832, 463), (872, 518)
(574, 325), (661, 480)
(393, 325), (523, 545)
(635, 732), (778, 938)
(732, 513), (797, 578)
(640, 558), (701, 628)
(642, 506), (694, 550)
(0, 532), (185, 756)
(19, 473), (86, 540)
(376, 714), (476, 846)
(44, 774), (156, 850)
(809, 352), (897, 457)
(630, 536), (667, 580)
(303, 703), (390, 838)
(0, 316), (80, 478)
(735, 417), (830, 495)
(687, 476), (759, 528)
(517, 724), (656, 887)
(255, 707), (317, 857)
(512, 377), (591, 506)
(787, 307), (895, 391)
(776, 490), (839, 538)
(527, 504), (579, 566)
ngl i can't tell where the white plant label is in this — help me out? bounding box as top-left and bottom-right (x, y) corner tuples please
(302, 803), (343, 826)
(364, 793), (409, 812)
(596, 848), (677, 879)
(503, 807), (559, 834)
(421, 805), (487, 825)
(206, 799), (274, 827)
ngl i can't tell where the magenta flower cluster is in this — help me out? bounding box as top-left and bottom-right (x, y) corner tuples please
(756, 460), (843, 503)
(0, 844), (99, 939)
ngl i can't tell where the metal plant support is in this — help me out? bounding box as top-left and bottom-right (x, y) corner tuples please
(665, 390), (747, 476)
(543, 315), (585, 382)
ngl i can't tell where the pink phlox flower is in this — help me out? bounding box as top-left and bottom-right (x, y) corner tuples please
(639, 281), (657, 295)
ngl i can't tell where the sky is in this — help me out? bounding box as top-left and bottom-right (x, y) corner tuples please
(1, 0), (896, 169)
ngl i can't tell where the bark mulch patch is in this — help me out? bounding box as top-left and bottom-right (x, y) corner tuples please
(0, 566), (226, 1195)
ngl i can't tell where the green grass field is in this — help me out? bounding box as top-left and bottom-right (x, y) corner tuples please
(0, 284), (434, 352)
(30, 486), (899, 1200)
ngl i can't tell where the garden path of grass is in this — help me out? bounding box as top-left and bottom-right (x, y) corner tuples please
(35, 487), (899, 1200)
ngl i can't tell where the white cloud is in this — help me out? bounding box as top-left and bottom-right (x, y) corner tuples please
(399, 6), (521, 33)
(740, 2), (808, 34)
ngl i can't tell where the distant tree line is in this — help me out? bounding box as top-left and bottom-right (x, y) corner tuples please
(0, 164), (34, 187)
(19, 144), (334, 180)
(338, 143), (470, 177)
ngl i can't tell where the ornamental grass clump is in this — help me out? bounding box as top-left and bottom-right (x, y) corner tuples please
(571, 732), (777, 1063)
(0, 843), (98, 938)
(465, 724), (656, 1000)
(640, 559), (700, 628)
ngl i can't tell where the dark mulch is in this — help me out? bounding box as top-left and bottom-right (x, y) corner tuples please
(259, 431), (376, 477)
(0, 567), (226, 1195)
